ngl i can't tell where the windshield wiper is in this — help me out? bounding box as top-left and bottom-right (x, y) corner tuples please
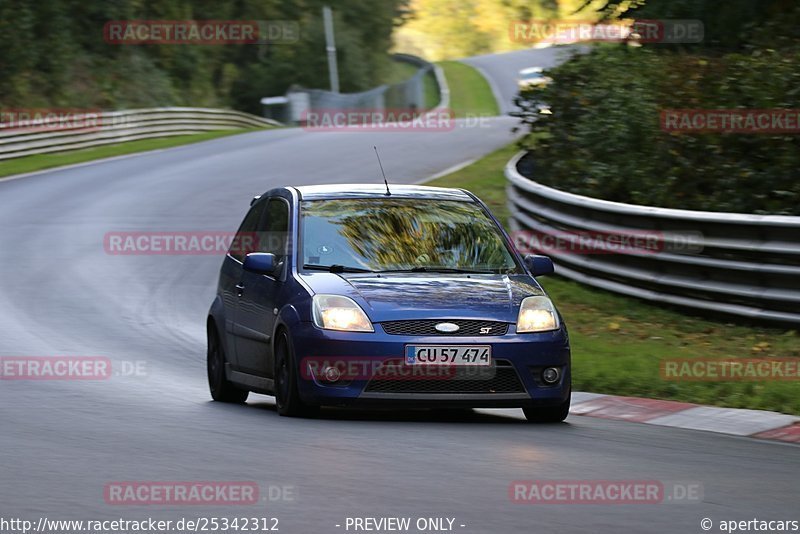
(302, 264), (374, 273)
(378, 267), (494, 274)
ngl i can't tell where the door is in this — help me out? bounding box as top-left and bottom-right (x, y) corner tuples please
(221, 201), (265, 368)
(233, 197), (290, 377)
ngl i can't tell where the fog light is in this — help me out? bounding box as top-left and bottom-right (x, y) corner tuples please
(322, 366), (341, 382)
(542, 367), (560, 384)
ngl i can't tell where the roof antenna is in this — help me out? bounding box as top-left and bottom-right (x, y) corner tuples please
(374, 146), (391, 196)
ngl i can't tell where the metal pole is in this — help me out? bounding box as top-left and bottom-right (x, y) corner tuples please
(323, 6), (340, 93)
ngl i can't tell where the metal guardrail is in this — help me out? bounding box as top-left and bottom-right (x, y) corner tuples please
(0, 107), (278, 160)
(280, 54), (444, 124)
(431, 62), (450, 111)
(505, 151), (800, 324)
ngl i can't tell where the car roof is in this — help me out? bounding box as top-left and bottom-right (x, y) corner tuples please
(290, 183), (474, 202)
(519, 66), (543, 75)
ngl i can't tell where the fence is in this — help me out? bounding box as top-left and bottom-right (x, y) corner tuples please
(0, 107), (278, 161)
(280, 53), (446, 123)
(505, 151), (800, 325)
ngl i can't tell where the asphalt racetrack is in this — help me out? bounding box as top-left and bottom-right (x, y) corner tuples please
(1, 47), (797, 533)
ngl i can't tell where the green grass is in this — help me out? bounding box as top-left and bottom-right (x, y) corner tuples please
(0, 129), (261, 179)
(383, 61), (422, 85)
(437, 61), (500, 118)
(427, 144), (800, 415)
(426, 144), (516, 223)
(384, 60), (443, 110)
(423, 69), (441, 110)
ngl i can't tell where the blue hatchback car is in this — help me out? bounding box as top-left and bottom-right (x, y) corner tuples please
(207, 184), (571, 422)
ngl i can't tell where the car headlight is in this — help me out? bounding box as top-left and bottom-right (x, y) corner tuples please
(516, 296), (559, 333)
(312, 294), (374, 332)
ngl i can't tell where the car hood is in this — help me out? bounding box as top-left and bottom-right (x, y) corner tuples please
(299, 272), (545, 322)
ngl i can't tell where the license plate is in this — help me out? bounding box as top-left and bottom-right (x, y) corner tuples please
(405, 345), (492, 366)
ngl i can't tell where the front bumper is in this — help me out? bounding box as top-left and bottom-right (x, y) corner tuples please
(289, 321), (571, 408)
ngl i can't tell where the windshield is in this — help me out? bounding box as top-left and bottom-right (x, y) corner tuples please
(299, 198), (519, 273)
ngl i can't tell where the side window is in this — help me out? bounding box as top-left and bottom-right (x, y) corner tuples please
(229, 202), (265, 262)
(258, 199), (290, 265)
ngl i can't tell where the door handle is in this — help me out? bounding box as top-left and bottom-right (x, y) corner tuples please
(235, 284), (245, 297)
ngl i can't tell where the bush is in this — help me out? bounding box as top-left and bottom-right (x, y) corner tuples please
(0, 0), (411, 114)
(514, 44), (800, 215)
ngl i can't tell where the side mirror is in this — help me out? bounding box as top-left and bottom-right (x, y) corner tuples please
(243, 252), (277, 276)
(524, 254), (554, 277)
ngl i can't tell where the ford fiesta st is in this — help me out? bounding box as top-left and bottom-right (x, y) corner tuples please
(207, 184), (571, 422)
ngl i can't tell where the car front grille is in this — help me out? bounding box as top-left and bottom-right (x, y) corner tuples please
(380, 319), (509, 337)
(363, 360), (525, 394)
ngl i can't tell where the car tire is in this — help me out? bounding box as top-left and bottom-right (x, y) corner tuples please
(523, 392), (570, 423)
(207, 324), (249, 404)
(274, 330), (319, 418)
